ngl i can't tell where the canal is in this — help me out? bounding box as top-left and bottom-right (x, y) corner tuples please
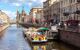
(31, 41), (79, 50)
(0, 24), (79, 50)
(0, 24), (31, 50)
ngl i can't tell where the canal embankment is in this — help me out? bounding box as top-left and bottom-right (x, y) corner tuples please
(58, 29), (80, 48)
(0, 24), (9, 32)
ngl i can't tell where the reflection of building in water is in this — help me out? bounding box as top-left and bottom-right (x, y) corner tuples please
(47, 42), (54, 50)
(32, 42), (59, 50)
(33, 45), (46, 50)
(32, 41), (79, 50)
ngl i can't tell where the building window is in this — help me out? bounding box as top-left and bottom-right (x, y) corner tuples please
(70, 0), (72, 3)
(77, 0), (80, 3)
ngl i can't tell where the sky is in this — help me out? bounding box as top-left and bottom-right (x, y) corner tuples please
(0, 0), (46, 19)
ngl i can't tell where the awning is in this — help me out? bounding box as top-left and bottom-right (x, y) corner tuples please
(38, 27), (49, 31)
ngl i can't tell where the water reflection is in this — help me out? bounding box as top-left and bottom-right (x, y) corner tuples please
(31, 41), (79, 50)
(0, 30), (6, 39)
(33, 45), (46, 50)
(32, 44), (47, 50)
(16, 24), (21, 28)
(0, 24), (31, 50)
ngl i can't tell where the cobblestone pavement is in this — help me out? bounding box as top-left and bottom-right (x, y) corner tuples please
(0, 24), (31, 50)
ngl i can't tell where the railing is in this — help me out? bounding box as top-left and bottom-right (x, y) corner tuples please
(21, 23), (43, 28)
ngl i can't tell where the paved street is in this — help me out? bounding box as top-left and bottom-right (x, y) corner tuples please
(0, 24), (31, 50)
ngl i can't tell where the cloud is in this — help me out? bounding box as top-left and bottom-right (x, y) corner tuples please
(28, 2), (32, 7)
(2, 10), (16, 19)
(0, 0), (46, 16)
(19, 0), (26, 3)
(27, 0), (46, 8)
(0, 0), (46, 7)
(31, 0), (36, 2)
(19, 0), (24, 2)
(40, 0), (46, 2)
(30, 0), (46, 2)
(12, 3), (22, 7)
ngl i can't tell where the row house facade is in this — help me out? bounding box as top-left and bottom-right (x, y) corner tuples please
(60, 0), (80, 21)
(0, 10), (10, 24)
(43, 0), (60, 26)
(29, 8), (44, 25)
(43, 0), (80, 26)
(43, 0), (49, 21)
(58, 0), (80, 48)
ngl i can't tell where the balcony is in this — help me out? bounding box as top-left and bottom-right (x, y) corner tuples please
(74, 10), (80, 14)
(63, 12), (69, 16)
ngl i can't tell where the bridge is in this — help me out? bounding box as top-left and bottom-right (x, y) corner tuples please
(9, 20), (16, 24)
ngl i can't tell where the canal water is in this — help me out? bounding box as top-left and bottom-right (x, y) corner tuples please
(0, 24), (31, 50)
(31, 41), (79, 50)
(0, 24), (79, 50)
